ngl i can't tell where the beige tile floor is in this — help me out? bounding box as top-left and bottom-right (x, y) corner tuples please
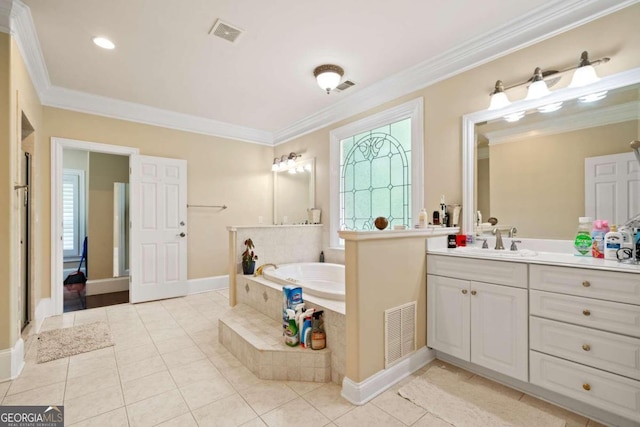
(0, 290), (608, 426)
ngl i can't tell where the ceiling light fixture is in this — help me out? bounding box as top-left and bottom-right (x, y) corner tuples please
(92, 37), (115, 50)
(487, 51), (610, 111)
(314, 64), (344, 94)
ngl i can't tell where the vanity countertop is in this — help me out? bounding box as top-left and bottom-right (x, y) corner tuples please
(426, 240), (640, 274)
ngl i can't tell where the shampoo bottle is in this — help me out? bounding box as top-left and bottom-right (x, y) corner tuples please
(574, 217), (592, 256)
(591, 220), (606, 259)
(604, 225), (622, 260)
(418, 209), (427, 228)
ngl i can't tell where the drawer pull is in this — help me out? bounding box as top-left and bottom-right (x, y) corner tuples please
(462, 289), (468, 295)
(582, 344), (591, 351)
(471, 290), (477, 296)
(582, 383), (591, 391)
(583, 309), (591, 316)
(582, 280), (591, 287)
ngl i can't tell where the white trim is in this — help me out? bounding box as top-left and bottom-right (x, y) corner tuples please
(85, 277), (129, 296)
(0, 338), (25, 382)
(462, 67), (640, 235)
(341, 346), (435, 405)
(51, 137), (139, 316)
(485, 100), (640, 145)
(5, 0), (637, 146)
(329, 98), (424, 248)
(34, 297), (51, 333)
(187, 275), (229, 295)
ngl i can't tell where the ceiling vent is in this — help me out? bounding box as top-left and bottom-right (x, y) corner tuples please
(334, 80), (356, 92)
(210, 19), (243, 43)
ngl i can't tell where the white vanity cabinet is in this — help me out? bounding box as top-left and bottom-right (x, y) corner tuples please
(427, 255), (528, 381)
(529, 264), (640, 423)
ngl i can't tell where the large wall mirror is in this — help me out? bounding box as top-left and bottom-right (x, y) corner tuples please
(273, 158), (315, 225)
(462, 67), (640, 239)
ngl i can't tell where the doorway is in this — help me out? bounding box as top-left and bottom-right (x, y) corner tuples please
(19, 113), (34, 331)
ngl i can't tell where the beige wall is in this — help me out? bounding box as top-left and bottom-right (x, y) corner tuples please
(87, 152), (129, 280)
(489, 121), (637, 239)
(345, 236), (427, 382)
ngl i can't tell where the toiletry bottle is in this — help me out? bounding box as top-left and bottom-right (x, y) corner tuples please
(311, 311), (326, 350)
(591, 219), (605, 259)
(319, 251), (325, 263)
(619, 226), (633, 249)
(418, 209), (427, 228)
(440, 195), (446, 227)
(284, 309), (299, 347)
(574, 216), (592, 256)
(432, 211), (440, 225)
(604, 225), (622, 260)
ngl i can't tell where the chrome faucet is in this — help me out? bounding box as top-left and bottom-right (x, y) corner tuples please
(254, 263), (278, 276)
(508, 227), (518, 238)
(493, 229), (505, 250)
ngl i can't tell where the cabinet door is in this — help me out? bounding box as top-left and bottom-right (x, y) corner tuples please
(427, 274), (470, 361)
(470, 281), (528, 381)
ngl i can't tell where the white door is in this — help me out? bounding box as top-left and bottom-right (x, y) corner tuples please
(130, 155), (188, 303)
(427, 274), (470, 361)
(470, 281), (528, 381)
(585, 152), (640, 226)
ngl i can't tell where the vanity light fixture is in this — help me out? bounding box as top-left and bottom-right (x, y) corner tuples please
(525, 67), (551, 100)
(271, 158), (279, 172)
(314, 64), (344, 94)
(271, 153), (302, 171)
(569, 51), (600, 88)
(92, 37), (115, 50)
(488, 80), (510, 110)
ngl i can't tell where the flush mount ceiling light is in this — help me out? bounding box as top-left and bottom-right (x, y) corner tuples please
(92, 37), (115, 50)
(314, 64), (344, 94)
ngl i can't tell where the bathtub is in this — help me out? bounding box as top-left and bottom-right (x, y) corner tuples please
(262, 263), (345, 301)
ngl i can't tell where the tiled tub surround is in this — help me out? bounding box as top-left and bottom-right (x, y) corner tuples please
(237, 275), (346, 384)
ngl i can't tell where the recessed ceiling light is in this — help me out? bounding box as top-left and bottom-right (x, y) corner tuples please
(92, 37), (115, 50)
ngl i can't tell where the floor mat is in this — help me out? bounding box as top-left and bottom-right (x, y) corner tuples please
(36, 321), (114, 363)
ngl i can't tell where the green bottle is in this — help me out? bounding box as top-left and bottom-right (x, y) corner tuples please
(284, 309), (299, 346)
(574, 217), (592, 256)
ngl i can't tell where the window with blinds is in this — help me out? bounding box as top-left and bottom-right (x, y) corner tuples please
(63, 170), (85, 258)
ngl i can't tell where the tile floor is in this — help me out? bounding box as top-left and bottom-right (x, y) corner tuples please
(0, 290), (608, 426)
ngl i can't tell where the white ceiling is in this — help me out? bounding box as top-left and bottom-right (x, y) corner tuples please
(14, 0), (637, 143)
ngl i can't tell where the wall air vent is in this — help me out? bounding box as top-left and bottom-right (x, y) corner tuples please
(334, 80), (356, 92)
(384, 301), (416, 368)
(209, 19), (243, 43)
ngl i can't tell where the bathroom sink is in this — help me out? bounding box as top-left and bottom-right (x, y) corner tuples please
(453, 247), (538, 258)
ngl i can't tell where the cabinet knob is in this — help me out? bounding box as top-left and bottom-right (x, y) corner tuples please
(582, 281), (590, 287)
(471, 290), (477, 296)
(461, 289), (468, 295)
(582, 344), (591, 351)
(582, 383), (591, 391)
(583, 309), (591, 316)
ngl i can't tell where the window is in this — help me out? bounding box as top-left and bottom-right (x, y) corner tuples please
(62, 169), (85, 258)
(330, 98), (424, 247)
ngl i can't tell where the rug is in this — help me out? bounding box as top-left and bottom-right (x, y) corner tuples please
(398, 366), (566, 427)
(37, 321), (114, 363)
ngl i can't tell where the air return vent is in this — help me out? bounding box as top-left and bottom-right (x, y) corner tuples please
(334, 80), (356, 92)
(384, 301), (416, 368)
(210, 19), (243, 43)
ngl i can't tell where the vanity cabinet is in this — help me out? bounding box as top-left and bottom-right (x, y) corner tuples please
(427, 255), (528, 381)
(529, 264), (640, 423)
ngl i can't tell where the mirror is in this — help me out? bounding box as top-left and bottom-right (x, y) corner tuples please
(273, 158), (315, 224)
(113, 182), (129, 277)
(463, 67), (640, 239)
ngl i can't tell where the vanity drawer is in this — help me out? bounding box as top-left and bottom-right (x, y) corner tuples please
(530, 290), (640, 338)
(530, 264), (640, 305)
(530, 351), (640, 423)
(530, 317), (640, 380)
(426, 255), (527, 288)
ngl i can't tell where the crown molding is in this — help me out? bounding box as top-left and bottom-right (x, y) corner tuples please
(273, 0), (638, 145)
(6, 0), (639, 146)
(485, 101), (640, 145)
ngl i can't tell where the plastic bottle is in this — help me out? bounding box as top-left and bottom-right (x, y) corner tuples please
(574, 217), (592, 256)
(591, 219), (606, 259)
(604, 225), (622, 260)
(418, 209), (427, 228)
(319, 251), (325, 263)
(284, 309), (299, 347)
(311, 311), (326, 350)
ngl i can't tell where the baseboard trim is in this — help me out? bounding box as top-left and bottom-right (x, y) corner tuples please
(35, 297), (52, 333)
(0, 338), (25, 383)
(188, 275), (229, 294)
(86, 277), (129, 296)
(341, 346), (435, 405)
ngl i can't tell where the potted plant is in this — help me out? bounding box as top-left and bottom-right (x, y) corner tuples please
(241, 238), (258, 275)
